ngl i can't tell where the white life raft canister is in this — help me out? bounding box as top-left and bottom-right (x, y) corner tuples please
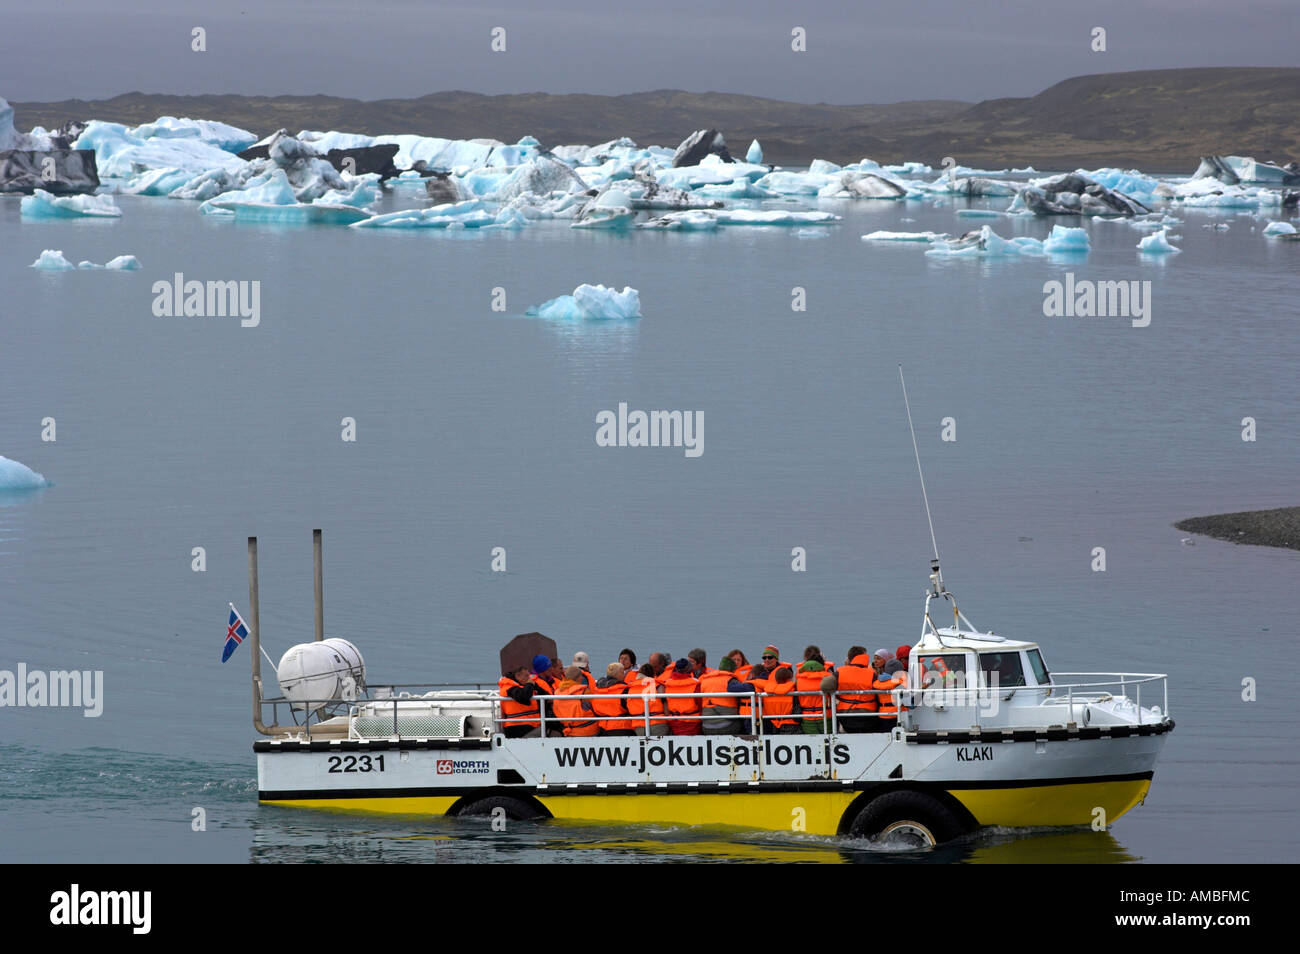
(277, 638), (366, 710)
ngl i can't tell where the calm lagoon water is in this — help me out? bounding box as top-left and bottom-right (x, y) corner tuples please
(1, 189), (1297, 862)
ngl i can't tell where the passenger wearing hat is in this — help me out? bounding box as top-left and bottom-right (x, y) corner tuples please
(663, 658), (703, 735)
(749, 645), (789, 682)
(529, 655), (555, 694)
(572, 651), (597, 689)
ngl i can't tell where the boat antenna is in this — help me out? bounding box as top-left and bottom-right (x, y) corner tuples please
(899, 364), (944, 593)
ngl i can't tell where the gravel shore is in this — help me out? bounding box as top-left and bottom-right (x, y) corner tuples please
(1175, 507), (1300, 550)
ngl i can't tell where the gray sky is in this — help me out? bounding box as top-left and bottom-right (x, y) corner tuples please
(2, 0), (1294, 105)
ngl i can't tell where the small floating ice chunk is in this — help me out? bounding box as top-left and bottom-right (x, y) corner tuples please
(746, 139), (763, 164)
(30, 249), (76, 270)
(861, 230), (946, 242)
(1042, 225), (1091, 253)
(1262, 221), (1297, 236)
(20, 190), (122, 218)
(104, 255), (142, 270)
(715, 209), (840, 226)
(955, 208), (1004, 219)
(639, 210), (719, 230)
(526, 284), (641, 320)
(0, 455), (49, 491)
(1137, 228), (1181, 254)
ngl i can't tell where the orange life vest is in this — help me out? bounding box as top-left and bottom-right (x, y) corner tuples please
(553, 683), (600, 736)
(874, 670), (908, 719)
(498, 676), (540, 727)
(760, 681), (798, 728)
(625, 677), (669, 725)
(734, 664), (753, 681)
(738, 676), (767, 718)
(663, 672), (701, 716)
(579, 670), (597, 691)
(698, 669), (738, 714)
(591, 682), (634, 732)
(835, 657), (880, 712)
(795, 668), (829, 722)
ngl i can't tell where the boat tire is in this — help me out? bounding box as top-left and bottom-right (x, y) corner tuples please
(457, 795), (546, 821)
(849, 790), (963, 847)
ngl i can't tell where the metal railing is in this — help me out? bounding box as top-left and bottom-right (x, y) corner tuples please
(258, 672), (1169, 741)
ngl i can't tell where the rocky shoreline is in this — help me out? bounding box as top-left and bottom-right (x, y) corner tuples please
(1175, 507), (1300, 551)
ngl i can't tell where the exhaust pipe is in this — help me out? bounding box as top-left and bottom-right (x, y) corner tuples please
(313, 528), (324, 642)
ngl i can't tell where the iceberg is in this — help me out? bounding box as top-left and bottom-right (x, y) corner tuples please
(30, 249), (75, 270)
(696, 178), (775, 199)
(527, 285), (641, 320)
(861, 230), (946, 242)
(73, 120), (248, 178)
(715, 209), (840, 226)
(925, 226), (1045, 257)
(1137, 228), (1180, 254)
(0, 455), (49, 491)
(350, 199), (498, 229)
(1263, 221), (1297, 236)
(1041, 225), (1091, 254)
(746, 140), (763, 164)
(31, 249), (141, 270)
(638, 210), (720, 230)
(955, 209), (1004, 219)
(129, 116), (257, 153)
(20, 189), (121, 218)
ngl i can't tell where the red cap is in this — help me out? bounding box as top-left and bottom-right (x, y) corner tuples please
(896, 645), (911, 660)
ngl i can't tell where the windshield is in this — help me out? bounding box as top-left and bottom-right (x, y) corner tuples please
(1027, 649), (1050, 686)
(978, 651), (1026, 688)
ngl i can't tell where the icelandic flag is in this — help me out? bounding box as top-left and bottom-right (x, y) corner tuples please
(223, 603), (249, 663)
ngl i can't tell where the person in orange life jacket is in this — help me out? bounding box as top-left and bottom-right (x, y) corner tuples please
(688, 648), (708, 678)
(664, 658), (703, 736)
(699, 656), (758, 735)
(591, 663), (636, 736)
(618, 648), (637, 679)
(498, 664), (544, 738)
(795, 659), (830, 735)
(843, 645), (867, 669)
(748, 646), (789, 683)
(802, 645), (834, 673)
(874, 653), (908, 724)
(727, 649), (752, 680)
(526, 655), (568, 737)
(647, 652), (672, 684)
(821, 652), (884, 733)
(571, 652), (597, 690)
(761, 666), (801, 735)
(629, 662), (671, 737)
(546, 656), (565, 689)
(553, 666), (600, 737)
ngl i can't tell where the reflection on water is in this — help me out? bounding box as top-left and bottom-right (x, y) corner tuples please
(247, 807), (1136, 864)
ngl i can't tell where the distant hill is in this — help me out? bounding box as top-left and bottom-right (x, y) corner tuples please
(12, 68), (1300, 171)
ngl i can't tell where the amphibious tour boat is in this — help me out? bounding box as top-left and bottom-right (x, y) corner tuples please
(248, 532), (1173, 847)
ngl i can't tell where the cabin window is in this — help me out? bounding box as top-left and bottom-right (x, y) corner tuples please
(1027, 649), (1050, 686)
(977, 652), (1026, 688)
(918, 653), (966, 689)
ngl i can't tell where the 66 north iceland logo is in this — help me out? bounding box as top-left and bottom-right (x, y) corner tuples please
(437, 759), (489, 775)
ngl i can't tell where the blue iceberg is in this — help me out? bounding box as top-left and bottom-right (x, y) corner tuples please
(0, 456), (49, 491)
(526, 285), (642, 320)
(21, 189), (121, 218)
